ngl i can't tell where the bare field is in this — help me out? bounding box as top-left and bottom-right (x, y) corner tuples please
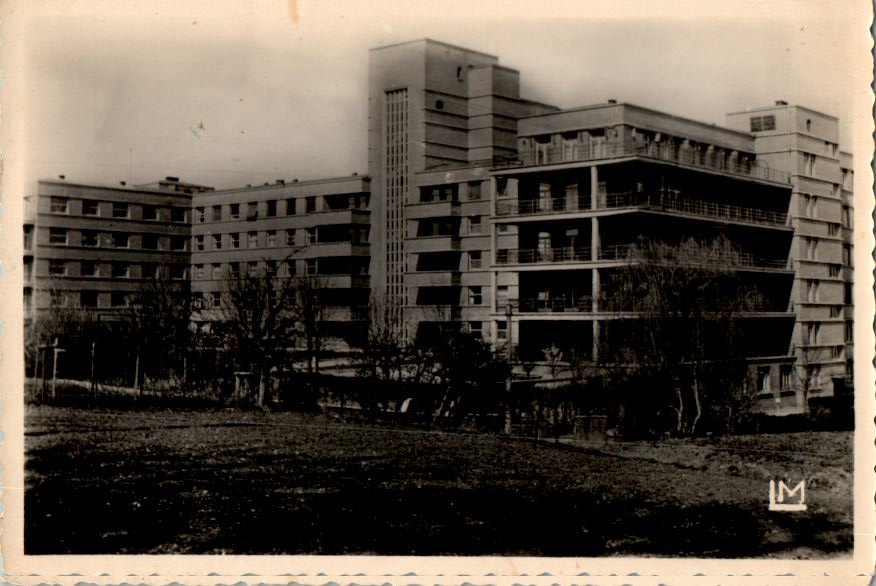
(25, 405), (853, 557)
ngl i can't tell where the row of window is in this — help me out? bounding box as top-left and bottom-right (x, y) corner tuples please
(49, 197), (188, 222)
(192, 259), (368, 280)
(193, 227), (369, 251)
(43, 259), (188, 279)
(46, 228), (189, 250)
(419, 181), (484, 203)
(194, 194), (369, 223)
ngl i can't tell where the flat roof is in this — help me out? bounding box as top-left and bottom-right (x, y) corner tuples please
(519, 101), (753, 140)
(370, 38), (498, 60)
(726, 103), (839, 121)
(38, 178), (207, 195)
(212, 174), (370, 194)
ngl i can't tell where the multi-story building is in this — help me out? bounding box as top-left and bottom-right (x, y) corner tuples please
(726, 104), (854, 400)
(189, 175), (371, 342)
(24, 176), (208, 323)
(23, 39), (854, 411)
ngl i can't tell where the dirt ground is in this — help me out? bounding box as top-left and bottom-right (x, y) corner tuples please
(24, 404), (853, 557)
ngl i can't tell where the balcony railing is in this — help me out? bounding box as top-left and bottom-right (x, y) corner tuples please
(496, 191), (788, 227)
(496, 246), (592, 265)
(493, 142), (791, 184)
(519, 295), (594, 313)
(514, 296), (791, 315)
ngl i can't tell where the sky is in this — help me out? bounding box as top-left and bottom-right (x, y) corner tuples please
(13, 0), (872, 191)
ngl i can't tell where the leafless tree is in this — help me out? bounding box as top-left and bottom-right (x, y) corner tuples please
(602, 235), (758, 437)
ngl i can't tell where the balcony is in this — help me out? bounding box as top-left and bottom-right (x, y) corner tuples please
(405, 271), (461, 287)
(496, 246), (592, 265)
(302, 241), (370, 257)
(493, 142), (791, 184)
(406, 200), (460, 219)
(406, 235), (460, 253)
(496, 191), (789, 228)
(597, 244), (791, 271)
(407, 304), (462, 321)
(519, 295), (594, 314)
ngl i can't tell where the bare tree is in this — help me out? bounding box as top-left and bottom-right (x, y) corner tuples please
(356, 295), (407, 410)
(602, 235), (757, 437)
(220, 263), (298, 406)
(292, 274), (329, 377)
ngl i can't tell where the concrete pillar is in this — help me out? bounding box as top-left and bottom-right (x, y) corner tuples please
(592, 320), (600, 363)
(590, 166), (599, 210)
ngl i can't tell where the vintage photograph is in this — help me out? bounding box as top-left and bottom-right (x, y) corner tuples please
(2, 0), (873, 579)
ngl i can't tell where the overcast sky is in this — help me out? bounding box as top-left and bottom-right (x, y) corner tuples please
(17, 0), (871, 191)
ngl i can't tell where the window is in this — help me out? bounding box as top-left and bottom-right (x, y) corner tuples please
(212, 292), (222, 308)
(112, 233), (129, 248)
(112, 263), (129, 278)
(830, 305), (842, 318)
(496, 320), (507, 340)
(803, 153), (816, 176)
(82, 199), (99, 216)
(846, 322), (853, 342)
(196, 207), (206, 223)
(266, 200), (277, 217)
(171, 265), (187, 280)
(845, 282), (853, 304)
(171, 207), (186, 223)
(306, 227), (317, 244)
(806, 280), (818, 303)
(229, 203), (240, 219)
(827, 223), (839, 237)
(81, 261), (98, 277)
(267, 230), (277, 247)
(248, 261), (259, 276)
(143, 263), (159, 279)
(142, 205), (158, 220)
(780, 365), (792, 389)
(195, 264), (205, 279)
(228, 262), (239, 277)
(49, 228), (68, 245)
(469, 286), (483, 306)
(470, 321), (483, 338)
(829, 265), (840, 278)
(842, 244), (851, 266)
(842, 206), (852, 229)
(807, 323), (820, 345)
(195, 235), (205, 251)
(142, 234), (159, 249)
(213, 234), (222, 250)
(305, 196), (316, 213)
(286, 198), (296, 215)
(286, 229), (297, 246)
(467, 182), (482, 201)
(82, 231), (99, 247)
(757, 367), (771, 393)
(806, 195), (817, 217)
(50, 197), (69, 213)
(469, 251), (482, 269)
(113, 202), (129, 218)
(498, 223), (510, 233)
(266, 260), (278, 275)
(306, 258), (317, 275)
(248, 232), (258, 248)
(247, 202), (258, 220)
(80, 291), (99, 308)
(231, 233), (240, 249)
(469, 215), (483, 234)
(111, 292), (128, 307)
(212, 264), (222, 279)
(171, 236), (187, 251)
(48, 260), (67, 276)
(749, 115), (776, 132)
(805, 237), (817, 260)
(830, 346), (843, 359)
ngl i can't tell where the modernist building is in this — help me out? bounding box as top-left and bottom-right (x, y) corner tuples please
(24, 176), (209, 322)
(188, 175), (371, 341)
(23, 39), (854, 411)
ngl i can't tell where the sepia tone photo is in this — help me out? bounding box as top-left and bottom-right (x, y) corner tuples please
(1, 0), (873, 582)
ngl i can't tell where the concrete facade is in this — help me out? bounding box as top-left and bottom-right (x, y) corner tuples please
(23, 39), (855, 411)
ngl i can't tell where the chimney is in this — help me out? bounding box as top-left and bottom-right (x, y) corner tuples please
(165, 176), (180, 182)
(58, 174), (66, 180)
(293, 179), (299, 183)
(120, 181), (126, 186)
(276, 179), (285, 184)
(608, 99), (617, 104)
(775, 100), (788, 106)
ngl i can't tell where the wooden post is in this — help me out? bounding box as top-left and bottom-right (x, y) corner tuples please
(90, 342), (97, 395)
(51, 339), (61, 400)
(134, 354), (141, 396)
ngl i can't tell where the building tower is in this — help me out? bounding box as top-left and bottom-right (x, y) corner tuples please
(727, 103), (854, 404)
(367, 39), (555, 336)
